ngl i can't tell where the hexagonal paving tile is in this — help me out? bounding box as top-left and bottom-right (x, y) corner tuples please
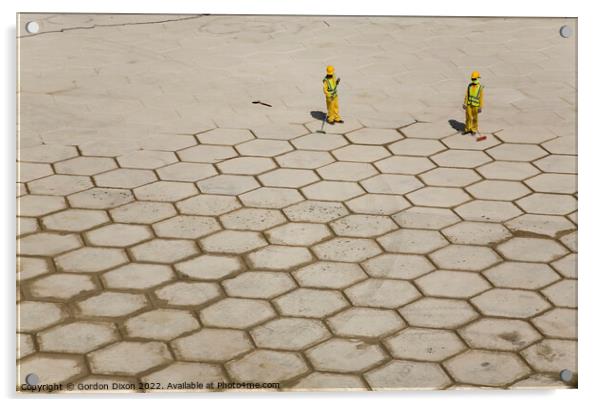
(197, 174), (259, 195)
(175, 254), (243, 280)
(407, 186), (471, 207)
(86, 224), (152, 247)
(365, 360), (452, 390)
(240, 187), (304, 208)
(487, 143), (548, 161)
(141, 362), (227, 388)
(18, 162), (54, 183)
(476, 161), (540, 180)
(284, 200), (348, 223)
(444, 350), (530, 386)
(17, 333), (34, 359)
(28, 273), (98, 300)
(200, 230), (267, 254)
(551, 253), (577, 278)
(110, 201), (176, 224)
(361, 174), (424, 195)
(317, 162), (377, 181)
(431, 150), (491, 168)
(236, 139), (293, 157)
(471, 289), (551, 318)
(525, 174), (577, 194)
(88, 341), (172, 375)
(155, 281), (221, 307)
(246, 245), (313, 270)
(532, 308), (577, 339)
(541, 279), (577, 308)
(393, 206), (460, 229)
(18, 355), (84, 385)
(389, 138), (446, 156)
(430, 245), (501, 271)
(251, 123), (309, 140)
(221, 208), (285, 231)
(18, 232), (82, 256)
(302, 180), (364, 201)
(251, 318), (331, 350)
(291, 372), (367, 391)
(17, 195), (66, 217)
(330, 214), (398, 237)
(153, 215), (221, 239)
(385, 327), (465, 361)
(416, 270), (491, 298)
(117, 150), (177, 169)
(27, 174), (92, 196)
(17, 257), (51, 281)
(313, 237), (382, 262)
(274, 288), (349, 318)
(156, 162), (217, 182)
(455, 200), (523, 222)
(495, 127), (556, 144)
(68, 188), (134, 209)
(420, 167), (481, 187)
(19, 144), (78, 163)
(466, 180), (530, 200)
(333, 145), (390, 162)
(227, 350), (309, 383)
(328, 307), (405, 338)
(75, 292), (148, 318)
(378, 229), (448, 254)
(196, 128), (254, 145)
(362, 253), (434, 279)
(55, 247), (128, 272)
(534, 155), (577, 174)
(200, 298), (276, 329)
(124, 309), (199, 340)
(217, 156), (276, 175)
(172, 328), (253, 362)
(131, 239), (199, 263)
(505, 214), (575, 238)
(134, 181), (198, 202)
(292, 133), (348, 151)
(516, 193), (577, 215)
(306, 338), (387, 373)
(266, 222), (331, 245)
(375, 156), (435, 175)
(102, 263), (175, 290)
(401, 121), (457, 139)
(94, 168), (157, 188)
(276, 150), (334, 169)
(346, 194), (410, 215)
(18, 301), (68, 332)
(399, 298), (479, 329)
(497, 237), (568, 262)
(483, 262), (560, 289)
(42, 209), (109, 232)
(37, 321), (118, 353)
(346, 128), (403, 145)
(292, 261), (367, 289)
(542, 136), (577, 155)
(520, 339), (577, 373)
(258, 168), (319, 187)
(345, 278), (421, 308)
(442, 133), (501, 150)
(222, 271), (296, 299)
(176, 195), (241, 218)
(459, 318), (542, 351)
(177, 144), (237, 163)
(442, 221), (511, 245)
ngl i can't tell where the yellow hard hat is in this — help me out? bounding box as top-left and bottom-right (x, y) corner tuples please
(471, 71), (480, 80)
(326, 65), (335, 75)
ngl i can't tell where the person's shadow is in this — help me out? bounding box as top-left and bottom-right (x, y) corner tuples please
(448, 119), (465, 132)
(311, 111), (327, 121)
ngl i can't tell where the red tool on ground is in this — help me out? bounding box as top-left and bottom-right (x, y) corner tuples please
(476, 131), (487, 142)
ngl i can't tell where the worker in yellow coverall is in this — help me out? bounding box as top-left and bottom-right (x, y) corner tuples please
(323, 65), (343, 124)
(463, 71), (484, 134)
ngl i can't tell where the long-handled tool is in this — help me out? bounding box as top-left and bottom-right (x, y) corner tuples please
(476, 130), (487, 142)
(316, 113), (327, 134)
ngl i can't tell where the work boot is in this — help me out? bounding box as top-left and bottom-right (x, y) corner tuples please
(462, 130), (470, 135)
(335, 119), (344, 123)
(327, 120), (335, 125)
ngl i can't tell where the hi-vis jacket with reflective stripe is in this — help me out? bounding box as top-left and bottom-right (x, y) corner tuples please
(323, 76), (338, 98)
(464, 83), (484, 107)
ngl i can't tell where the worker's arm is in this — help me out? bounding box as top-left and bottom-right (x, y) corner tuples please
(323, 80), (330, 97)
(463, 90), (468, 109)
(479, 87), (484, 111)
